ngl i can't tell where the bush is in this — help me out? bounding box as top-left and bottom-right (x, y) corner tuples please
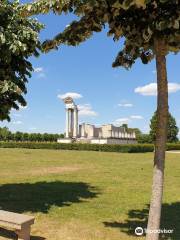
(137, 134), (152, 143)
(0, 141), (154, 153)
(1, 141), (180, 153)
(166, 143), (180, 151)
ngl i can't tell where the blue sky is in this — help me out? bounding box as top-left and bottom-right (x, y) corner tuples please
(1, 8), (180, 136)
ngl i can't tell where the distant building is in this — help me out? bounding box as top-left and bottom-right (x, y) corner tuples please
(78, 123), (136, 144)
(58, 97), (137, 144)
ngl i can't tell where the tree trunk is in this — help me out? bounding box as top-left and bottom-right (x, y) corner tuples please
(146, 38), (168, 240)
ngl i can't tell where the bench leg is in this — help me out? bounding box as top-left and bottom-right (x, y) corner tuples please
(16, 226), (31, 240)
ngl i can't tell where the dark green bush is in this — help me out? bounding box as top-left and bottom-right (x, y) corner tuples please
(0, 141), (154, 153)
(1, 141), (180, 153)
(166, 143), (180, 151)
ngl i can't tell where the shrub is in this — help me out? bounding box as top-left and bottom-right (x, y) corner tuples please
(166, 143), (180, 151)
(1, 142), (180, 153)
(0, 141), (154, 153)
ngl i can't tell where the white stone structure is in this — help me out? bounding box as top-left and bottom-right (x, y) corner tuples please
(78, 123), (137, 144)
(64, 97), (78, 138)
(58, 97), (79, 143)
(58, 98), (137, 144)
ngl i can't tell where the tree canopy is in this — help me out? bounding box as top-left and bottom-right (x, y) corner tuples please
(0, 126), (64, 142)
(21, 0), (180, 67)
(150, 111), (179, 143)
(0, 0), (43, 121)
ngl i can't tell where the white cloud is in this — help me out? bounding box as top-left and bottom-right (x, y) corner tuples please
(130, 115), (144, 120)
(13, 121), (23, 125)
(58, 92), (83, 100)
(114, 118), (130, 125)
(34, 67), (46, 78)
(152, 70), (156, 74)
(135, 83), (157, 96)
(19, 105), (27, 110)
(118, 103), (133, 107)
(78, 104), (98, 117)
(135, 83), (180, 96)
(37, 72), (46, 79)
(34, 67), (43, 73)
(114, 115), (144, 125)
(168, 83), (180, 93)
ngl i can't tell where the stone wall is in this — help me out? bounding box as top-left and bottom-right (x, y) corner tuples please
(91, 138), (137, 145)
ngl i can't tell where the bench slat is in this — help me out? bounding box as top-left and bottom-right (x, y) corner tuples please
(0, 210), (34, 230)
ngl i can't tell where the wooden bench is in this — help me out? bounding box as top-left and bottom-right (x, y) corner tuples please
(0, 210), (35, 240)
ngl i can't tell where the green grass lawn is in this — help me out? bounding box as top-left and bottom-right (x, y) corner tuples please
(0, 148), (179, 240)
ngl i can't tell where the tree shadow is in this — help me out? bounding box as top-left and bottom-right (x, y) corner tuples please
(103, 202), (180, 240)
(0, 181), (98, 213)
(0, 227), (45, 240)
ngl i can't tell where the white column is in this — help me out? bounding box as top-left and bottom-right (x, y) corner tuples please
(71, 110), (73, 135)
(133, 132), (136, 139)
(81, 124), (85, 138)
(73, 108), (78, 138)
(65, 109), (69, 138)
(71, 109), (74, 137)
(68, 109), (72, 137)
(115, 131), (118, 138)
(76, 109), (79, 136)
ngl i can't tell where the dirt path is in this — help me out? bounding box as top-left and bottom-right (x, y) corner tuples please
(167, 151), (180, 154)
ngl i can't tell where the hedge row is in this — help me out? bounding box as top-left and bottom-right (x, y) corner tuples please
(0, 141), (154, 153)
(0, 141), (179, 153)
(166, 143), (180, 151)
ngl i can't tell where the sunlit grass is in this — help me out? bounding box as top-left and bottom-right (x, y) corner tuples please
(0, 148), (179, 240)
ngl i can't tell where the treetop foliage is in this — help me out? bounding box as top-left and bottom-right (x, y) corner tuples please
(0, 126), (64, 142)
(0, 0), (43, 121)
(21, 0), (180, 68)
(150, 111), (179, 143)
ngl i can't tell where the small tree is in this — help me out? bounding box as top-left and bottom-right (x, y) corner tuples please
(14, 131), (23, 142)
(21, 1), (180, 239)
(0, 0), (42, 121)
(121, 124), (128, 131)
(59, 133), (65, 139)
(138, 134), (152, 144)
(0, 127), (10, 141)
(23, 133), (29, 141)
(150, 111), (179, 143)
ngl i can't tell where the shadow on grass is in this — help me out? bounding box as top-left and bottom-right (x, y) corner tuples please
(0, 181), (98, 213)
(0, 227), (45, 240)
(103, 202), (180, 240)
